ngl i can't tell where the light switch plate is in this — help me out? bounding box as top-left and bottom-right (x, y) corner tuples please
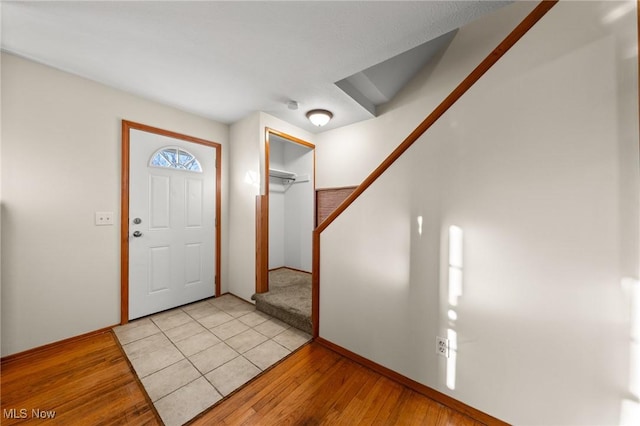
(95, 212), (114, 226)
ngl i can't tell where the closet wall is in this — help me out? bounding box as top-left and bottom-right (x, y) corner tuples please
(268, 136), (314, 272)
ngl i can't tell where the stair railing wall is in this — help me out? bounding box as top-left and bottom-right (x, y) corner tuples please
(312, 1), (640, 425)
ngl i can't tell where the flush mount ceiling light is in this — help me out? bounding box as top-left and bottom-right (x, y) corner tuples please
(306, 109), (333, 127)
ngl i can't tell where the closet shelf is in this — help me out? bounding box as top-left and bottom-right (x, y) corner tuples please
(269, 168), (296, 180)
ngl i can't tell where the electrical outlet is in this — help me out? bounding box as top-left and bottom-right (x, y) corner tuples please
(436, 336), (450, 358)
(95, 211), (114, 226)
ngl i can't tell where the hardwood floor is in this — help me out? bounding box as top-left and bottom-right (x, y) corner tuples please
(0, 330), (160, 425)
(192, 342), (484, 426)
(1, 331), (486, 425)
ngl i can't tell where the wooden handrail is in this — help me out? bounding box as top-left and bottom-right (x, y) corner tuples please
(312, 0), (558, 337)
(315, 0), (557, 235)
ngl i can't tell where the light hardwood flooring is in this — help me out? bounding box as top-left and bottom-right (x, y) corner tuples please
(192, 342), (485, 426)
(0, 330), (158, 425)
(2, 305), (488, 426)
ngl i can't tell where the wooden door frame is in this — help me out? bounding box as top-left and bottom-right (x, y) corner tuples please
(120, 120), (222, 325)
(256, 128), (315, 294)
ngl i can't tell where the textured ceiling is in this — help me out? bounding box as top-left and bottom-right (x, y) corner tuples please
(1, 1), (510, 132)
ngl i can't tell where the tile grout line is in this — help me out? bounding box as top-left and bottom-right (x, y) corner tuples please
(152, 302), (245, 402)
(153, 308), (220, 403)
(148, 301), (240, 420)
(146, 300), (273, 404)
(186, 301), (272, 399)
(117, 295), (312, 425)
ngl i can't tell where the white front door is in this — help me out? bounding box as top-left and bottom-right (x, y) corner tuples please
(129, 129), (216, 320)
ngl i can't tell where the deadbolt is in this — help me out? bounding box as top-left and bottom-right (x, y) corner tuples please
(133, 218), (142, 224)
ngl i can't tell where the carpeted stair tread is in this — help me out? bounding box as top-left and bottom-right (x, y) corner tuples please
(254, 269), (312, 334)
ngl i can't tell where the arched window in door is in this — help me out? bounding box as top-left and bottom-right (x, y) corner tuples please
(149, 146), (203, 172)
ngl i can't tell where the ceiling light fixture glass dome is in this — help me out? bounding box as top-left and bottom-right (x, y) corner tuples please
(306, 109), (333, 127)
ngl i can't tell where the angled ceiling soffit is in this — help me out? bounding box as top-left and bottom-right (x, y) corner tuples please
(335, 29), (458, 117)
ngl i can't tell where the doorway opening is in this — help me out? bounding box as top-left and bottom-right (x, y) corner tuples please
(254, 128), (315, 334)
(120, 120), (222, 324)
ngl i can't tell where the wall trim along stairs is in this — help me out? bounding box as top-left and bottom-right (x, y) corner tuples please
(311, 1), (558, 423)
(313, 0), (558, 336)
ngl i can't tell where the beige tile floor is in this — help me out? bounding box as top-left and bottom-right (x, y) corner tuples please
(113, 294), (312, 426)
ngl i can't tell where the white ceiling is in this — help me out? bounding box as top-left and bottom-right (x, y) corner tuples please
(1, 1), (510, 133)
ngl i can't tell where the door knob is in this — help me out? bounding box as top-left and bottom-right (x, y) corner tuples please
(133, 231), (143, 237)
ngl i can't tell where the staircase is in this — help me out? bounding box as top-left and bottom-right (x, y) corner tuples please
(253, 268), (312, 334)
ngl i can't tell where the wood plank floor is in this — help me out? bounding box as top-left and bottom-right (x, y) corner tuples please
(192, 342), (484, 426)
(1, 331), (485, 425)
(0, 330), (159, 425)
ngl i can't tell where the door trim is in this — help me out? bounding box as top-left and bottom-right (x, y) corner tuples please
(120, 120), (222, 325)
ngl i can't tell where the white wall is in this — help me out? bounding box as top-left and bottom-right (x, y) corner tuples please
(269, 141), (286, 268)
(268, 139), (314, 272)
(283, 143), (314, 272)
(228, 112), (313, 301)
(314, 2), (538, 189)
(269, 191), (286, 268)
(228, 112), (261, 302)
(0, 8), (4, 347)
(318, 1), (639, 425)
(1, 53), (230, 356)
